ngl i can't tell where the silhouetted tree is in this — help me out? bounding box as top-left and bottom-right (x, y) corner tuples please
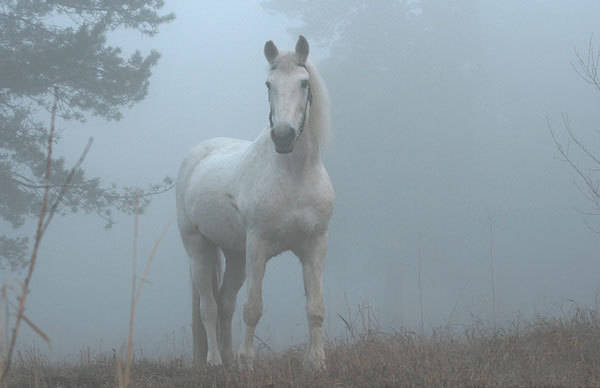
(0, 1), (174, 269)
(551, 37), (600, 221)
(262, 0), (486, 265)
(262, 0), (485, 152)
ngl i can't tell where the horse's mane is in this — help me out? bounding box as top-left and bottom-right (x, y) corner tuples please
(304, 60), (331, 147)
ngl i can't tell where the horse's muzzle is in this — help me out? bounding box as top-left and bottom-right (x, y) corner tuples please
(271, 124), (296, 153)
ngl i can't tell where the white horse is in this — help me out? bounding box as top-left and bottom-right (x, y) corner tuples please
(176, 36), (334, 369)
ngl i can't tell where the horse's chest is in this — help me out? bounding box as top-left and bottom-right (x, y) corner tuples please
(248, 190), (332, 242)
(280, 205), (324, 236)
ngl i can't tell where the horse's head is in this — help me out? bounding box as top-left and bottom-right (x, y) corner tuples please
(264, 35), (312, 154)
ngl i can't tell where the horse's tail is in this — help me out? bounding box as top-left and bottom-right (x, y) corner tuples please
(191, 283), (207, 365)
(213, 249), (223, 348)
(213, 249), (223, 300)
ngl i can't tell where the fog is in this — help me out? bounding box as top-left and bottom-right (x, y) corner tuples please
(3, 1), (600, 360)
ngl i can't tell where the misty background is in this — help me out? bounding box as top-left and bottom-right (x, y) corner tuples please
(2, 0), (600, 361)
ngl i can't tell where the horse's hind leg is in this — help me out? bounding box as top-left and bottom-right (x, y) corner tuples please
(191, 284), (207, 365)
(217, 250), (245, 365)
(183, 233), (223, 366)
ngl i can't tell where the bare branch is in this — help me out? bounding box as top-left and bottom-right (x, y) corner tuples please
(0, 87), (59, 382)
(40, 138), (93, 235)
(572, 35), (600, 93)
(561, 113), (600, 167)
(549, 118), (600, 203)
(103, 182), (175, 201)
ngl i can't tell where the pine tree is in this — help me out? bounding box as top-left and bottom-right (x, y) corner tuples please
(0, 1), (174, 269)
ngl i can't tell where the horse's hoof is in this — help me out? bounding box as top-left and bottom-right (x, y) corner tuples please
(237, 348), (255, 370)
(221, 351), (235, 367)
(303, 348), (326, 370)
(207, 351), (223, 367)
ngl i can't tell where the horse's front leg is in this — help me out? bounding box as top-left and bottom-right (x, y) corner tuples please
(295, 232), (327, 369)
(218, 250), (245, 365)
(238, 235), (268, 368)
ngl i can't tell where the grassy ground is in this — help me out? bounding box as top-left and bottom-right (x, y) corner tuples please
(5, 307), (600, 387)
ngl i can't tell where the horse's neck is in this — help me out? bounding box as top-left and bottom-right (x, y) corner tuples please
(254, 124), (322, 178)
(282, 127), (322, 175)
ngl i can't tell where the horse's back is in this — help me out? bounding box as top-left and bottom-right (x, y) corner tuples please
(176, 137), (250, 252)
(178, 137), (248, 178)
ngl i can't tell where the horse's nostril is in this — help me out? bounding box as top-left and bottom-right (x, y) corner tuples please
(271, 125), (296, 153)
(271, 125), (295, 143)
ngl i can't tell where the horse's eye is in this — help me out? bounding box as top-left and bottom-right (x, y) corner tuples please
(300, 80), (309, 89)
(265, 81), (271, 89)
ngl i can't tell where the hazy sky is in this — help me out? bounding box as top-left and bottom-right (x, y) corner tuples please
(3, 1), (600, 360)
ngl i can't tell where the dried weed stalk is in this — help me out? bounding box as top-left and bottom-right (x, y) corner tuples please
(116, 199), (173, 388)
(0, 87), (93, 384)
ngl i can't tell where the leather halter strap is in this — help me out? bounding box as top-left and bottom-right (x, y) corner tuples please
(268, 65), (312, 134)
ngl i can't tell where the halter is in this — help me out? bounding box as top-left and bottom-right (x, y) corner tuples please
(268, 65), (313, 136)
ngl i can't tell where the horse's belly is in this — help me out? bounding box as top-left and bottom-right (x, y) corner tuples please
(181, 142), (248, 253)
(192, 194), (246, 253)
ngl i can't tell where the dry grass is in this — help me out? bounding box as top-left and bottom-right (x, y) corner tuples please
(3, 307), (600, 387)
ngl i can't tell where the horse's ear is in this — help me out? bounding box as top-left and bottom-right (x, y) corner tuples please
(264, 40), (279, 64)
(295, 35), (309, 65)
